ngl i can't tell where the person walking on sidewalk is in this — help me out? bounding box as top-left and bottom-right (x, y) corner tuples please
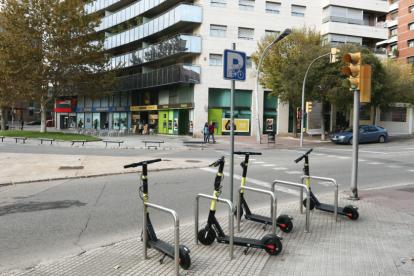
(94, 119), (98, 129)
(209, 122), (216, 143)
(203, 122), (210, 142)
(139, 122), (143, 135)
(20, 118), (24, 130)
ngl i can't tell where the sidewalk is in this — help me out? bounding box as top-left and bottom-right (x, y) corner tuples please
(3, 185), (414, 276)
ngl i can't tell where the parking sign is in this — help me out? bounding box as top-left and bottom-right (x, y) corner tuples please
(223, 49), (246, 81)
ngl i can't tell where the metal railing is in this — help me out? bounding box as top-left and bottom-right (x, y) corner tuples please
(271, 180), (311, 233)
(143, 203), (180, 276)
(237, 186), (277, 234)
(322, 16), (388, 28)
(194, 194), (234, 260)
(300, 176), (339, 222)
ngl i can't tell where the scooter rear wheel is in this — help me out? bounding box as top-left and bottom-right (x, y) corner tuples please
(277, 217), (293, 233)
(347, 208), (359, 220)
(179, 248), (191, 269)
(198, 228), (216, 245)
(302, 198), (315, 210)
(261, 234), (282, 255)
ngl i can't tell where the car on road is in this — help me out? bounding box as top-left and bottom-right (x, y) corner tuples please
(331, 125), (388, 145)
(46, 119), (55, 127)
(0, 122), (9, 130)
(27, 119), (42, 125)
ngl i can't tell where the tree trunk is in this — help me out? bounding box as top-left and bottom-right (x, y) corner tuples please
(1, 107), (6, 131)
(40, 99), (47, 133)
(321, 103), (326, 141)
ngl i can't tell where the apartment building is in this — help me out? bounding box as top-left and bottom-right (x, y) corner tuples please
(55, 0), (389, 136)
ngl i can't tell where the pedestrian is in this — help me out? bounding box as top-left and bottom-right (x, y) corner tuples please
(78, 119), (83, 128)
(70, 120), (75, 128)
(203, 122), (210, 142)
(104, 121), (109, 129)
(209, 121), (216, 143)
(94, 119), (98, 129)
(139, 122), (143, 135)
(20, 118), (24, 130)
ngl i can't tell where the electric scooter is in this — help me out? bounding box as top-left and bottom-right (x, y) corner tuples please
(124, 159), (191, 269)
(197, 156), (283, 255)
(234, 151), (294, 232)
(294, 149), (359, 220)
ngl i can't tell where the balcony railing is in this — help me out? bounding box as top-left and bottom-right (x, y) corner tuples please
(322, 16), (388, 28)
(114, 64), (200, 91)
(86, 0), (122, 14)
(103, 3), (202, 51)
(109, 34), (201, 69)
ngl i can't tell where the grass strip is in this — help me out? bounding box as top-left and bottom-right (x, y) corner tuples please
(0, 131), (101, 141)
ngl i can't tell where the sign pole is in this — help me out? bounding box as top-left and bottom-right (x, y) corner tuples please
(350, 90), (360, 200)
(229, 43), (235, 206)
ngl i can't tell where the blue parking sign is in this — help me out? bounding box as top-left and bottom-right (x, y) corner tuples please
(223, 49), (246, 82)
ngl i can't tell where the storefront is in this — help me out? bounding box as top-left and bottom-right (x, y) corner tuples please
(157, 103), (194, 135)
(54, 99), (77, 129)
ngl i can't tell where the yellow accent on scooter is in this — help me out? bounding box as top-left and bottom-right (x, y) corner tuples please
(306, 178), (310, 188)
(210, 190), (219, 211)
(240, 177), (246, 193)
(142, 175), (148, 179)
(217, 173), (222, 176)
(143, 193), (149, 212)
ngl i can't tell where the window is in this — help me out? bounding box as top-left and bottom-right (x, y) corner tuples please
(209, 54), (223, 66)
(390, 28), (397, 36)
(409, 40), (414, 47)
(238, 27), (254, 40)
(359, 107), (370, 120)
(410, 5), (414, 14)
(239, 0), (254, 11)
(368, 126), (378, 132)
(265, 30), (280, 38)
(391, 11), (398, 20)
(291, 5), (305, 17)
(408, 56), (414, 64)
(410, 22), (414, 31)
(246, 57), (252, 68)
(211, 0), (226, 8)
(380, 107), (407, 122)
(391, 44), (398, 51)
(210, 25), (227, 37)
(391, 0), (398, 3)
(266, 2), (280, 14)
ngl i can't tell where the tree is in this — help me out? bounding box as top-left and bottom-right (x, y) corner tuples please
(0, 0), (122, 132)
(251, 26), (323, 137)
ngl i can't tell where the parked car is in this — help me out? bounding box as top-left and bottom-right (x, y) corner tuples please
(0, 122), (9, 130)
(331, 125), (388, 145)
(27, 119), (42, 125)
(46, 119), (55, 127)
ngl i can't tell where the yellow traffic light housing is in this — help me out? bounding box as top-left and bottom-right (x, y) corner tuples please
(342, 52), (361, 91)
(360, 65), (372, 103)
(330, 48), (340, 63)
(306, 102), (312, 113)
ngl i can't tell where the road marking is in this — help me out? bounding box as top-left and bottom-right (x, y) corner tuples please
(358, 159), (366, 161)
(313, 154), (325, 155)
(200, 168), (299, 196)
(327, 155), (337, 157)
(368, 162), (383, 165)
(318, 181), (340, 187)
(285, 171), (302, 174)
(387, 165), (401, 168)
(337, 157), (350, 159)
(273, 167), (288, 170)
(249, 159), (256, 160)
(407, 170), (414, 172)
(253, 162), (265, 164)
(262, 164), (276, 167)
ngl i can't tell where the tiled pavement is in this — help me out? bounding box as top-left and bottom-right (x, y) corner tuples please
(3, 192), (414, 276)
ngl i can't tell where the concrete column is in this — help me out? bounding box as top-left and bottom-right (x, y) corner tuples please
(277, 98), (289, 135)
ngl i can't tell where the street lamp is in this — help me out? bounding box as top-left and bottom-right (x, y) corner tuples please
(254, 29), (291, 144)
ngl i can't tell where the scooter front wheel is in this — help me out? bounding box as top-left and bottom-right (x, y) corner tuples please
(198, 228), (216, 245)
(302, 198), (315, 210)
(261, 234), (282, 255)
(347, 208), (359, 220)
(179, 248), (191, 269)
(277, 217), (293, 233)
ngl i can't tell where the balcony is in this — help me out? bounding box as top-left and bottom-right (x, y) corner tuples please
(114, 64), (200, 91)
(103, 3), (202, 53)
(323, 16), (388, 28)
(322, 18), (388, 40)
(389, 2), (399, 12)
(94, 0), (186, 33)
(376, 35), (398, 46)
(86, 0), (136, 15)
(109, 34), (201, 70)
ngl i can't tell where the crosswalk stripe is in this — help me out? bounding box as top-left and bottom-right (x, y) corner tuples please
(273, 167), (287, 170)
(200, 168), (299, 196)
(368, 162), (383, 165)
(285, 171), (302, 174)
(253, 162), (265, 164)
(262, 164), (276, 167)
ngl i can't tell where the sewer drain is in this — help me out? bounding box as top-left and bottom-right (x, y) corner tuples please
(185, 160), (201, 163)
(59, 166), (84, 170)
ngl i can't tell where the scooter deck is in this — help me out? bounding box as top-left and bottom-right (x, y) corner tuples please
(217, 235), (263, 248)
(316, 203), (347, 215)
(245, 214), (273, 225)
(150, 239), (175, 258)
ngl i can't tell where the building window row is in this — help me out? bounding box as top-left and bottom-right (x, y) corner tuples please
(209, 54), (253, 68)
(211, 25), (279, 41)
(210, 1), (305, 17)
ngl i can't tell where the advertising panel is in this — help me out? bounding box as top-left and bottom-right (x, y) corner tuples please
(149, 114), (158, 119)
(266, 119), (273, 131)
(174, 118), (178, 131)
(221, 118), (249, 132)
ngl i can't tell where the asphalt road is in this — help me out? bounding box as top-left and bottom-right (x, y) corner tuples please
(1, 141), (414, 273)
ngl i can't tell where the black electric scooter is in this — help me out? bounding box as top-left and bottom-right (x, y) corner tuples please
(234, 151), (294, 232)
(124, 159), (191, 269)
(197, 156), (283, 255)
(294, 149), (359, 220)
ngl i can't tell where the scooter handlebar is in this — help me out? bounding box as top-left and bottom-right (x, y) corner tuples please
(234, 151), (262, 155)
(294, 149), (313, 163)
(124, 158), (162, 168)
(209, 156), (225, 167)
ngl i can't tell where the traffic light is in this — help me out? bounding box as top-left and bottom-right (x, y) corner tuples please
(360, 65), (372, 103)
(330, 48), (340, 63)
(342, 52), (361, 91)
(306, 102), (312, 113)
(297, 107), (301, 119)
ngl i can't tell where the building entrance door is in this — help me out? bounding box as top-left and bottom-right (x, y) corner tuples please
(179, 109), (189, 135)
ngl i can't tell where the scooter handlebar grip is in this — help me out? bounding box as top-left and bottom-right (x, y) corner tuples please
(234, 151), (262, 155)
(124, 163), (137, 168)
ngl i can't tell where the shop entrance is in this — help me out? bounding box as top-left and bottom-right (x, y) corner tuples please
(60, 115), (69, 129)
(178, 109), (189, 135)
(140, 112), (149, 125)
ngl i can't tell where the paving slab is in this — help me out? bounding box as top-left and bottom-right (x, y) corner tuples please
(2, 192), (414, 276)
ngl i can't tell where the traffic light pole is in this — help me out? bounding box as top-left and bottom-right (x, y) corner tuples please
(350, 90), (360, 200)
(300, 52), (331, 147)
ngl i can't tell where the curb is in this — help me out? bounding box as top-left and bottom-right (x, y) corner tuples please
(0, 165), (208, 188)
